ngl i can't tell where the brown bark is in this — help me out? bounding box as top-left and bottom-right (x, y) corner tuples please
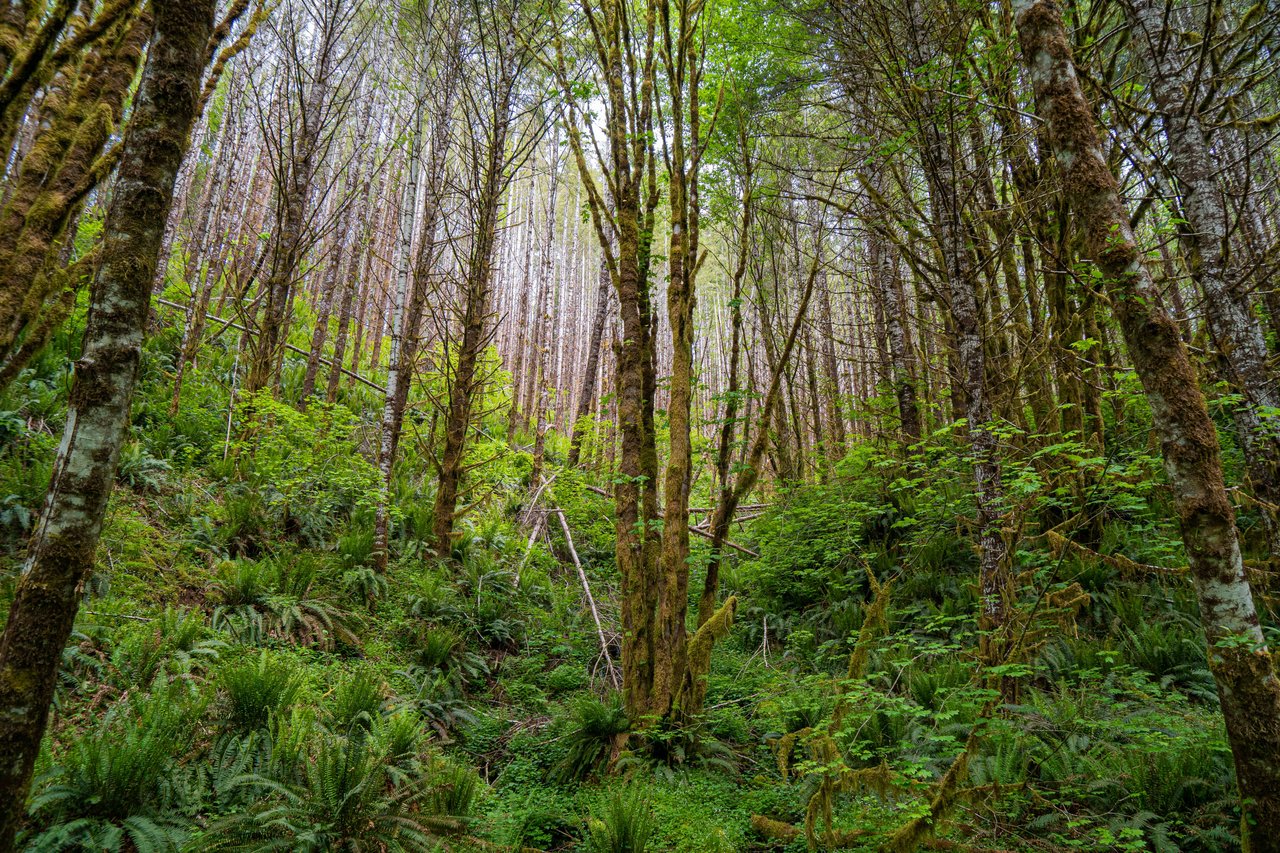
(245, 3), (345, 394)
(904, 0), (1009, 658)
(431, 21), (520, 557)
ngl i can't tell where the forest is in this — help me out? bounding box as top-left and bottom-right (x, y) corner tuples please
(0, 0), (1278, 850)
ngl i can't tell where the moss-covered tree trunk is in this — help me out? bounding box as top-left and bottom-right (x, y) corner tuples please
(558, 0), (664, 723)
(1124, 0), (1280, 562)
(905, 0), (1010, 659)
(1014, 2), (1280, 847)
(652, 0), (704, 717)
(0, 5), (149, 383)
(0, 1), (216, 844)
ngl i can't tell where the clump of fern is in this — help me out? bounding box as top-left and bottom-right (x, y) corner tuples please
(586, 786), (654, 853)
(210, 556), (359, 650)
(554, 693), (629, 782)
(219, 651), (304, 731)
(203, 729), (468, 852)
(326, 667), (385, 734)
(25, 684), (202, 852)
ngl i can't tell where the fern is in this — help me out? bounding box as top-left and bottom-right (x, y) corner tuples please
(553, 693), (629, 783)
(326, 667), (385, 734)
(204, 730), (465, 852)
(586, 786), (654, 853)
(220, 651), (304, 731)
(26, 685), (200, 852)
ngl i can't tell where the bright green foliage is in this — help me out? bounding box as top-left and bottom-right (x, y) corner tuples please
(1, 177), (1263, 853)
(227, 392), (383, 547)
(25, 685), (203, 852)
(220, 651), (305, 731)
(587, 786), (655, 853)
(554, 693), (629, 782)
(203, 730), (463, 852)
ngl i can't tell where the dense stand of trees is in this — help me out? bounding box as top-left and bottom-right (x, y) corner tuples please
(0, 0), (1279, 847)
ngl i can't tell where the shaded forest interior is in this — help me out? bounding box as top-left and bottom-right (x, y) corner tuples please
(1, 0), (1280, 850)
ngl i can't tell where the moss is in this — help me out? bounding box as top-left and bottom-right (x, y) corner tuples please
(881, 735), (976, 853)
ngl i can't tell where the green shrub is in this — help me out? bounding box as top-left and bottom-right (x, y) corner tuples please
(374, 710), (423, 765)
(203, 730), (461, 852)
(327, 668), (385, 734)
(546, 662), (589, 694)
(423, 756), (483, 818)
(26, 685), (201, 852)
(115, 440), (171, 492)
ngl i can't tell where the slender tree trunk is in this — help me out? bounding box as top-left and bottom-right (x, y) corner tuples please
(506, 182), (537, 441)
(245, 9), (340, 395)
(907, 0), (1009, 656)
(301, 91), (375, 407)
(530, 129), (562, 490)
(874, 225), (921, 443)
(0, 3), (215, 843)
(567, 257), (611, 467)
(374, 90), (424, 569)
(432, 48), (515, 557)
(374, 53), (456, 570)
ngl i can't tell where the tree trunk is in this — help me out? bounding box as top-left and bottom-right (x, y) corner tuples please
(1014, 3), (1280, 847)
(432, 40), (515, 557)
(0, 2), (215, 843)
(906, 0), (1009, 655)
(1124, 0), (1280, 561)
(0, 8), (149, 383)
(567, 257), (611, 467)
(245, 8), (340, 395)
(869, 217), (920, 443)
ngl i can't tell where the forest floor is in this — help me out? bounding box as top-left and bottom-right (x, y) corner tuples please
(0, 337), (1250, 852)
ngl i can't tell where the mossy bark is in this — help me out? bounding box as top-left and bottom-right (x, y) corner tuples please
(0, 0), (216, 844)
(1014, 2), (1280, 847)
(904, 0), (1010, 662)
(1124, 0), (1280, 562)
(652, 0), (704, 719)
(0, 5), (148, 383)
